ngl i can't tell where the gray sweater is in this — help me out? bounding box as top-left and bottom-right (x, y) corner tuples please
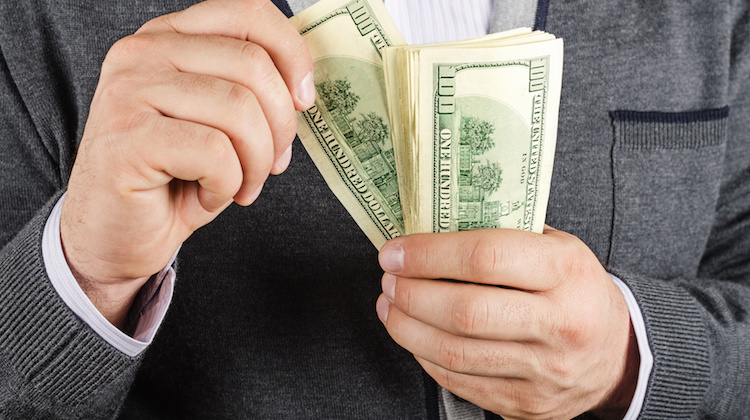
(1, 0), (748, 418)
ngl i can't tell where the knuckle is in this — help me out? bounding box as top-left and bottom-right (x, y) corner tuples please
(398, 281), (416, 315)
(203, 129), (234, 164)
(237, 43), (297, 145)
(466, 236), (503, 281)
(138, 13), (178, 34)
(550, 235), (596, 287)
(557, 308), (597, 348)
(203, 129), (242, 195)
(240, 42), (276, 83)
(226, 83), (257, 115)
(118, 111), (152, 138)
(239, 41), (266, 65)
(519, 346), (544, 380)
(543, 353), (578, 390)
(289, 34), (312, 63)
(437, 335), (467, 372)
(410, 244), (432, 274)
(98, 73), (143, 106)
(508, 389), (555, 419)
(451, 293), (489, 336)
(107, 34), (156, 64)
(430, 361), (455, 390)
(559, 248), (591, 282)
(179, 73), (217, 96)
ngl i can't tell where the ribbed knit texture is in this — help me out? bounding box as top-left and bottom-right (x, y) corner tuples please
(613, 270), (712, 418)
(0, 195), (141, 418)
(612, 107), (730, 123)
(612, 108), (729, 149)
(1, 0), (750, 418)
(545, 0), (750, 417)
(609, 109), (728, 279)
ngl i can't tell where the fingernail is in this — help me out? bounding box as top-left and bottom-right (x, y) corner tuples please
(297, 71), (316, 109)
(382, 273), (396, 302)
(248, 183), (264, 203)
(379, 242), (404, 274)
(271, 144), (293, 174)
(376, 295), (390, 324)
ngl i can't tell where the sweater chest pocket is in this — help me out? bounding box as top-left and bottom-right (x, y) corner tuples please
(608, 107), (729, 279)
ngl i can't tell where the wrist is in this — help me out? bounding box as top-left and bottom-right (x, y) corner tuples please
(66, 260), (150, 330)
(60, 210), (150, 329)
(590, 322), (640, 419)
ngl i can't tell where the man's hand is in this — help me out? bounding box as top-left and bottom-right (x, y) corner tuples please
(61, 0), (314, 328)
(376, 227), (639, 419)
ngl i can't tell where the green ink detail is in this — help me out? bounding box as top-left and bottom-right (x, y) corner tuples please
(431, 59), (549, 232)
(305, 58), (404, 238)
(300, 1), (394, 58)
(316, 78), (361, 116)
(299, 9), (349, 35)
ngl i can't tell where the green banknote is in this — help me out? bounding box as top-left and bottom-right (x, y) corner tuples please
(290, 0), (407, 249)
(384, 33), (563, 234)
(292, 0), (564, 245)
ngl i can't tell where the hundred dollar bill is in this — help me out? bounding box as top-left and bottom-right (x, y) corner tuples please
(290, 0), (407, 249)
(384, 34), (563, 234)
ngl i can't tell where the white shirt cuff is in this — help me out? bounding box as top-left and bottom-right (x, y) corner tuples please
(41, 192), (176, 357)
(609, 273), (654, 420)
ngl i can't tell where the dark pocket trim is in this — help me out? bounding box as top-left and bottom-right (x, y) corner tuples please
(610, 107), (730, 149)
(534, 0), (550, 31)
(611, 107), (729, 123)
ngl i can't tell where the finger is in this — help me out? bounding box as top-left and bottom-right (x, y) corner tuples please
(377, 295), (540, 379)
(416, 357), (550, 420)
(379, 229), (582, 292)
(271, 143), (294, 175)
(121, 33), (298, 166)
(121, 112), (244, 212)
(139, 71), (274, 205)
(382, 274), (552, 342)
(139, 0), (315, 110)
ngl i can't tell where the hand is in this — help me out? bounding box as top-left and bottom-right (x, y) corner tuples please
(376, 227), (639, 419)
(61, 0), (314, 328)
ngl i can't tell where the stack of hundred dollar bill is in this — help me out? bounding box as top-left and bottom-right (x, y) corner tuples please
(291, 0), (563, 249)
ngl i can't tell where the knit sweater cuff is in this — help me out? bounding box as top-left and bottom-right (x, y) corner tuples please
(0, 192), (141, 413)
(611, 269), (711, 419)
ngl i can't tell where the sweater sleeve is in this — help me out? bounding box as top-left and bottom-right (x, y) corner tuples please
(612, 3), (750, 417)
(42, 194), (177, 357)
(0, 46), (142, 419)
